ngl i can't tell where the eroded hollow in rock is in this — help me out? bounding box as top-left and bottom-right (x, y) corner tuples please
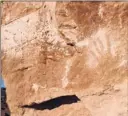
(21, 95), (80, 110)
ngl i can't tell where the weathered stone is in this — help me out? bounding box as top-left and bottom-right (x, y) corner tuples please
(1, 2), (44, 25)
(1, 2), (128, 116)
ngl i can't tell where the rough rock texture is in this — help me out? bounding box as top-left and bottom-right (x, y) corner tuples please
(1, 2), (44, 25)
(1, 2), (128, 116)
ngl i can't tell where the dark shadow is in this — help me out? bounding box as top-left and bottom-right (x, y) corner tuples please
(21, 95), (80, 110)
(1, 88), (11, 116)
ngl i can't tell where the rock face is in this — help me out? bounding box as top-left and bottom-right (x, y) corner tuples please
(1, 2), (128, 116)
(1, 2), (43, 25)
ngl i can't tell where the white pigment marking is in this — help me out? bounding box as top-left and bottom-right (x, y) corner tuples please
(62, 59), (72, 88)
(85, 28), (123, 68)
(32, 83), (46, 93)
(32, 84), (39, 93)
(98, 4), (104, 19)
(76, 40), (89, 48)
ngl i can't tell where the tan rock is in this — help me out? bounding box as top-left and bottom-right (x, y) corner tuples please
(1, 2), (128, 116)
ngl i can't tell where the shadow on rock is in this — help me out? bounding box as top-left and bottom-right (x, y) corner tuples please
(21, 95), (80, 110)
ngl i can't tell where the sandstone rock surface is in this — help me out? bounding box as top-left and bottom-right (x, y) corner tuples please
(1, 2), (128, 116)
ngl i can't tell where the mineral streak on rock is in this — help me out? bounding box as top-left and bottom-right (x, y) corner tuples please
(1, 2), (128, 116)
